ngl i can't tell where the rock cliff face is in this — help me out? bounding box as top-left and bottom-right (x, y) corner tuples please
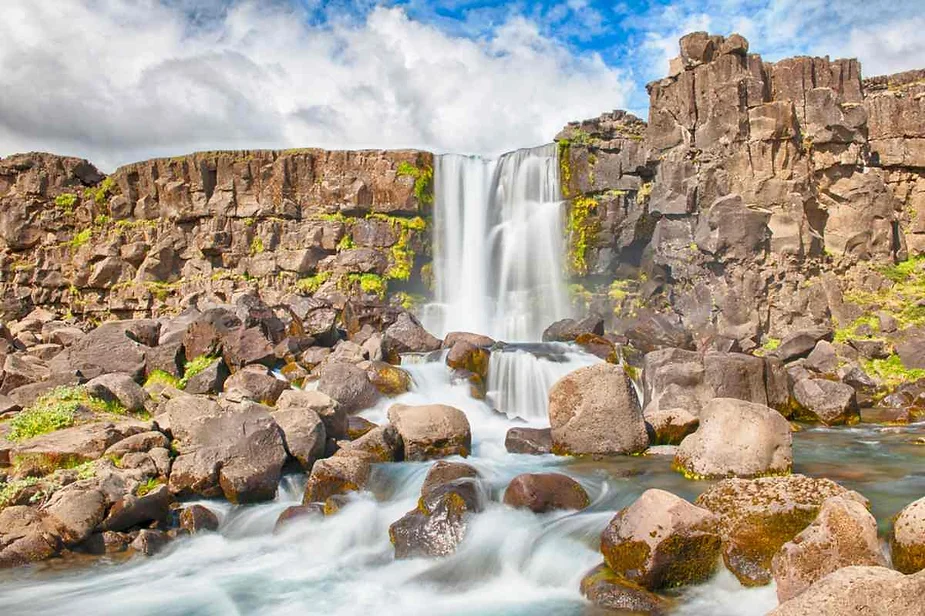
(0, 150), (433, 322)
(560, 32), (923, 349)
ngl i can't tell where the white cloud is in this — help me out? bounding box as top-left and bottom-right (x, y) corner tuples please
(0, 0), (631, 171)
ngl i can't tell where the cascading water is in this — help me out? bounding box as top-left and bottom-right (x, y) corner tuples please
(420, 144), (571, 342)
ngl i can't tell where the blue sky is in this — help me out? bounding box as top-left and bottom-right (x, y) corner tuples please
(1, 0), (923, 169)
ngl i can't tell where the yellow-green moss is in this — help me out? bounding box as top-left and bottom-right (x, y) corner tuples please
(179, 355), (218, 389)
(297, 271), (331, 294)
(340, 273), (387, 300)
(568, 196), (601, 276)
(84, 176), (116, 205)
(7, 386), (126, 441)
(636, 182), (653, 205)
(336, 234), (356, 251)
(557, 140), (572, 198)
(250, 236), (265, 255)
(862, 354), (925, 389)
(66, 228), (93, 250)
(136, 477), (164, 497)
(396, 162), (434, 205)
(54, 193), (78, 212)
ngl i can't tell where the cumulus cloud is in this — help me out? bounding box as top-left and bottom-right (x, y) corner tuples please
(0, 0), (631, 170)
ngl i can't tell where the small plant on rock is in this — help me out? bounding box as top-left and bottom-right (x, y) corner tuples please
(179, 355), (218, 389)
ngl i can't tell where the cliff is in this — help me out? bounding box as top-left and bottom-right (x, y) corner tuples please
(0, 149), (434, 322)
(560, 32), (925, 351)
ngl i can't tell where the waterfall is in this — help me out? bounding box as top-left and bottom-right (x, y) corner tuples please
(420, 144), (571, 342)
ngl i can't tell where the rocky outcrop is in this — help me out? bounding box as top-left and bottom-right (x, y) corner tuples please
(0, 149), (434, 322)
(769, 566), (925, 616)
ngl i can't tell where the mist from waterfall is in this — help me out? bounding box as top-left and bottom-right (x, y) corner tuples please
(421, 144), (571, 341)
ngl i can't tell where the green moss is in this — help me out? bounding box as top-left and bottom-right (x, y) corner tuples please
(340, 273), (387, 300)
(6, 386), (127, 441)
(250, 236), (265, 255)
(420, 262), (435, 291)
(297, 271), (331, 294)
(179, 355), (218, 389)
(54, 193), (78, 212)
(396, 161), (434, 205)
(84, 176), (116, 205)
(136, 477), (163, 497)
(394, 291), (426, 310)
(144, 369), (180, 390)
(0, 476), (43, 509)
(557, 140), (572, 198)
(568, 196), (601, 276)
(67, 228), (93, 250)
(833, 315), (880, 344)
(114, 218), (158, 232)
(878, 254), (925, 283)
(636, 182), (653, 205)
(862, 354), (925, 389)
(336, 234), (356, 251)
(762, 338), (781, 351)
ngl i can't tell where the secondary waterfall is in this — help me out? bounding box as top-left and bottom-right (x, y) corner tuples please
(421, 144), (571, 341)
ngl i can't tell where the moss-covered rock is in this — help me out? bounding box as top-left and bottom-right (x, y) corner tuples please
(580, 564), (669, 614)
(695, 475), (852, 586)
(365, 361), (413, 396)
(600, 488), (721, 590)
(890, 495), (925, 574)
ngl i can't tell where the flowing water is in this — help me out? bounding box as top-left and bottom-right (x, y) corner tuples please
(2, 145), (924, 615)
(420, 145), (571, 341)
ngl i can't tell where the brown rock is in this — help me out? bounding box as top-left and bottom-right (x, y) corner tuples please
(890, 495), (925, 574)
(504, 427), (552, 455)
(303, 456), (371, 503)
(179, 504), (220, 533)
(768, 566), (925, 616)
(580, 564), (669, 615)
(387, 403), (471, 460)
(502, 472), (589, 513)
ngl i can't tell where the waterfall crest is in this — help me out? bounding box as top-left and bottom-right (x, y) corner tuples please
(421, 144), (571, 341)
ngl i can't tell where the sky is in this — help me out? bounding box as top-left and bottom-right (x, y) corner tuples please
(1, 0), (923, 171)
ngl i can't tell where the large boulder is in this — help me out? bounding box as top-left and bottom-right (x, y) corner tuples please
(60, 321), (151, 380)
(276, 389), (346, 440)
(674, 398), (792, 479)
(0, 506), (60, 568)
(600, 488), (721, 590)
(541, 315), (604, 342)
(768, 566), (925, 616)
(547, 363), (648, 455)
(381, 313), (441, 361)
(302, 456), (371, 503)
(163, 395), (287, 503)
(271, 404), (326, 470)
(317, 363), (380, 414)
(222, 365), (289, 405)
(695, 475), (852, 586)
(389, 475), (483, 558)
(99, 485), (172, 533)
(643, 407), (699, 445)
(890, 495), (925, 574)
(771, 494), (887, 602)
(336, 424), (403, 462)
(42, 487), (108, 546)
(387, 404), (471, 460)
(792, 378), (860, 425)
(580, 564), (669, 615)
(420, 461), (479, 498)
(502, 473), (590, 513)
(775, 327), (835, 363)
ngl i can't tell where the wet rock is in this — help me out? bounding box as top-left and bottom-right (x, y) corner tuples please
(303, 456), (371, 503)
(179, 504), (220, 533)
(85, 373), (149, 413)
(445, 340), (490, 397)
(347, 416), (377, 440)
(768, 566), (925, 616)
(775, 328), (834, 363)
(548, 363), (647, 456)
(420, 461), (479, 499)
(890, 495), (925, 574)
(277, 389), (346, 440)
(541, 315), (604, 342)
(502, 472), (589, 513)
(504, 427), (552, 455)
(442, 332), (494, 348)
(223, 365), (289, 405)
(644, 407), (699, 445)
(317, 362), (380, 414)
(100, 484), (172, 532)
(163, 395), (287, 503)
(389, 477), (483, 559)
(387, 403), (471, 460)
(337, 424), (403, 462)
(792, 378), (860, 425)
(274, 503), (324, 532)
(695, 475), (852, 586)
(600, 488), (721, 590)
(365, 361), (412, 396)
(131, 528), (170, 556)
(772, 494), (887, 602)
(580, 564), (669, 615)
(674, 398), (792, 479)
(271, 402), (326, 470)
(381, 313), (441, 361)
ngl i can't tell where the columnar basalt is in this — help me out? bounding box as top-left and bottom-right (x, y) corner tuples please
(0, 149), (434, 322)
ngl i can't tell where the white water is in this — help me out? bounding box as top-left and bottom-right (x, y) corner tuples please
(421, 144), (572, 342)
(0, 352), (779, 616)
